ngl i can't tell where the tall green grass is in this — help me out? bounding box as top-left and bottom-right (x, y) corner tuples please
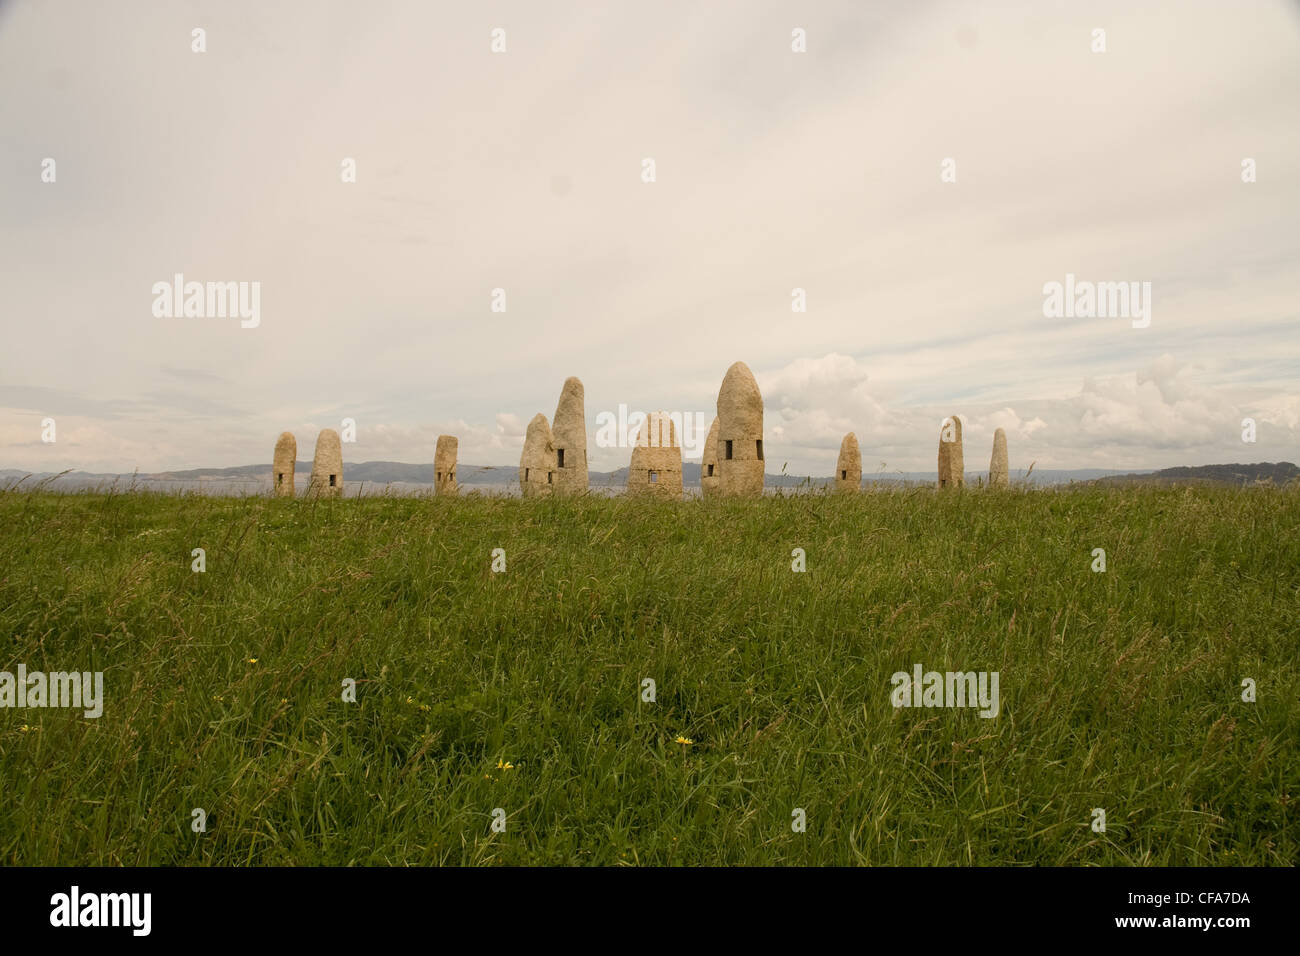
(0, 485), (1295, 865)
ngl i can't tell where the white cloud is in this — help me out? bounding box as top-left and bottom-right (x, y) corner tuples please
(751, 353), (1298, 473)
(494, 414), (526, 438)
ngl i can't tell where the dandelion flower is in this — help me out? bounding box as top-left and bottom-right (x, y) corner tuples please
(674, 736), (693, 746)
(246, 658), (258, 664)
(496, 758), (514, 771)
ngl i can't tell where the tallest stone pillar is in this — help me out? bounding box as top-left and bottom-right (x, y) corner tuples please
(716, 361), (764, 498)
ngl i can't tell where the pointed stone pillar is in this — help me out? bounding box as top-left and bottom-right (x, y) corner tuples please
(989, 428), (1009, 489)
(835, 433), (861, 493)
(553, 376), (588, 495)
(716, 361), (764, 498)
(519, 414), (557, 497)
(308, 428), (343, 499)
(937, 414), (964, 489)
(273, 432), (296, 498)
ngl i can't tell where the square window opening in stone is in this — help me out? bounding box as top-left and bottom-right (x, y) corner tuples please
(649, 471), (658, 483)
(276, 473), (283, 485)
(707, 464), (714, 477)
(525, 468), (530, 482)
(557, 448), (565, 468)
(329, 475), (336, 487)
(547, 472), (553, 483)
(725, 439), (733, 460)
(437, 471), (442, 481)
(841, 470), (847, 480)
(757, 439), (764, 460)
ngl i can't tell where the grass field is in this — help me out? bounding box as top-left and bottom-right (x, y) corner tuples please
(0, 484), (1296, 865)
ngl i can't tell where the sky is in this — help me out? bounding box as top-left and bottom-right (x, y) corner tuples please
(1, 0), (1297, 476)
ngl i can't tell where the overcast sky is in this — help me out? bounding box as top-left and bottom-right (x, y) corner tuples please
(2, 0), (1297, 476)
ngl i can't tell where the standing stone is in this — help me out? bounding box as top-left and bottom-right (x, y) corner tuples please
(989, 427), (1009, 489)
(716, 361), (764, 498)
(519, 413), (557, 497)
(273, 432), (296, 498)
(700, 417), (720, 499)
(308, 428), (343, 499)
(626, 411), (683, 499)
(552, 376), (588, 495)
(937, 414), (964, 489)
(835, 432), (861, 493)
(435, 435), (458, 496)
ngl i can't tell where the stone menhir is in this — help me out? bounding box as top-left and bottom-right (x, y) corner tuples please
(700, 418), (720, 499)
(937, 414), (964, 488)
(715, 361), (764, 498)
(835, 432), (861, 493)
(519, 413), (557, 497)
(552, 376), (588, 495)
(435, 435), (458, 496)
(989, 427), (1009, 489)
(273, 431), (296, 498)
(626, 411), (683, 499)
(308, 428), (343, 499)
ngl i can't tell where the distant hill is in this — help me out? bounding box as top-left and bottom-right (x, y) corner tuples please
(3, 460), (1147, 495)
(1093, 462), (1299, 487)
